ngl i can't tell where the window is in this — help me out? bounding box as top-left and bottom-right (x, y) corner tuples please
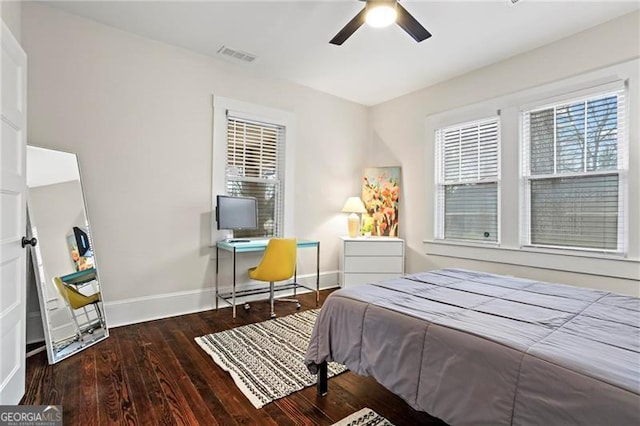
(225, 113), (285, 238)
(435, 117), (500, 243)
(521, 84), (627, 253)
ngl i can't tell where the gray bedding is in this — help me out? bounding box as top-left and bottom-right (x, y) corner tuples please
(304, 268), (640, 425)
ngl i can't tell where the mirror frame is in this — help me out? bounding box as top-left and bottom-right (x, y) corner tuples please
(26, 146), (108, 364)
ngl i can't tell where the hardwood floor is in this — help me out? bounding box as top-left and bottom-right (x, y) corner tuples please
(21, 289), (447, 425)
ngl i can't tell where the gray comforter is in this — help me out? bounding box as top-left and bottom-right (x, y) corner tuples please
(304, 269), (640, 425)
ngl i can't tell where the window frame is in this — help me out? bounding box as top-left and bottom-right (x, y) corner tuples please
(211, 96), (295, 243)
(425, 60), (638, 282)
(434, 115), (501, 245)
(519, 82), (628, 255)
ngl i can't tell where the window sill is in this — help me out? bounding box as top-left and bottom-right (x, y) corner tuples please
(423, 239), (639, 281)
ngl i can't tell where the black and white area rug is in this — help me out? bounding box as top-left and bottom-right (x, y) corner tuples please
(195, 309), (347, 408)
(332, 408), (394, 426)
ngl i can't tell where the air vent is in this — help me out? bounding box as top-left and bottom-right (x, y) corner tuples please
(217, 46), (257, 63)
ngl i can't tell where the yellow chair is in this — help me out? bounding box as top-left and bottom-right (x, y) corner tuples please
(53, 276), (105, 339)
(248, 238), (299, 318)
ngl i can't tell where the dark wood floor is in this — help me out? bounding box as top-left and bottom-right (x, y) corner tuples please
(21, 289), (446, 425)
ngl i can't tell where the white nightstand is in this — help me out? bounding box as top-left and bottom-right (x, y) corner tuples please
(338, 237), (405, 288)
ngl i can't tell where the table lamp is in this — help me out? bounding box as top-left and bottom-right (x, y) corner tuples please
(341, 197), (367, 238)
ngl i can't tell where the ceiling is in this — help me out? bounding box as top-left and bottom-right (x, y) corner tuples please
(45, 1), (639, 106)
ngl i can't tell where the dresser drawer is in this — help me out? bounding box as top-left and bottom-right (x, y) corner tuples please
(343, 256), (404, 273)
(344, 240), (404, 256)
(342, 273), (403, 287)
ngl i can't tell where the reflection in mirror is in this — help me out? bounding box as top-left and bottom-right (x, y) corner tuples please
(26, 146), (108, 364)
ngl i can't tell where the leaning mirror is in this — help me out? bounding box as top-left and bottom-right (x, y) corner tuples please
(26, 145), (108, 364)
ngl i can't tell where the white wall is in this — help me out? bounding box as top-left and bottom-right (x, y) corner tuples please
(369, 11), (640, 296)
(22, 3), (368, 325)
(1, 0), (21, 42)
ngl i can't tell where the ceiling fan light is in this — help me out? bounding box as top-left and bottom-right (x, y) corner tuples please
(365, 4), (397, 28)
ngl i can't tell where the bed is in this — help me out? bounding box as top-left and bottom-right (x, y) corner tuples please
(304, 268), (640, 425)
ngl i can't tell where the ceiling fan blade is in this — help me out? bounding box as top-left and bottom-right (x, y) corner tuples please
(396, 3), (432, 42)
(330, 7), (367, 45)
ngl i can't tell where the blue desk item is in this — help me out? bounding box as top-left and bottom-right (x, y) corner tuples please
(215, 239), (320, 317)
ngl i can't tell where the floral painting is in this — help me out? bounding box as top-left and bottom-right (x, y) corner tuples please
(362, 167), (400, 237)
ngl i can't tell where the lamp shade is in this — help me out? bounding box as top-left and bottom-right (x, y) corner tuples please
(342, 197), (366, 238)
(341, 197), (366, 214)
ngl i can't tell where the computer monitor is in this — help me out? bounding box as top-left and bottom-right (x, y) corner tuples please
(67, 226), (94, 271)
(216, 195), (258, 231)
(73, 226), (91, 256)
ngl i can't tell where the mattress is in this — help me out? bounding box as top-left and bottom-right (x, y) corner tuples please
(304, 268), (640, 425)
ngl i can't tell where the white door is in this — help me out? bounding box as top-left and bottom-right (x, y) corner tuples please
(0, 20), (28, 405)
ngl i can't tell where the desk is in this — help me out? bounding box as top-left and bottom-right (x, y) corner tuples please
(60, 268), (97, 286)
(216, 239), (320, 318)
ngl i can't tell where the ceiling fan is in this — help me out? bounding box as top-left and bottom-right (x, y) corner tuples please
(330, 0), (432, 45)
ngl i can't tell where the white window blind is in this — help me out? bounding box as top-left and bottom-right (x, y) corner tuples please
(436, 117), (500, 243)
(521, 84), (627, 253)
(225, 113), (285, 238)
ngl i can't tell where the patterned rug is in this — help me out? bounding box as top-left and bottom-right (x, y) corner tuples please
(195, 309), (347, 408)
(332, 408), (394, 426)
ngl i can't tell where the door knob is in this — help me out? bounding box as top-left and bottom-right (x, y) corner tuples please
(22, 237), (37, 248)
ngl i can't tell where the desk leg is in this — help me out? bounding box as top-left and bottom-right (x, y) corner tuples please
(232, 247), (237, 318)
(215, 246), (219, 311)
(316, 241), (320, 307)
(293, 267), (297, 297)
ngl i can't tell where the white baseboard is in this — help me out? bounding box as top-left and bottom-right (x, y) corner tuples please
(104, 271), (339, 328)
